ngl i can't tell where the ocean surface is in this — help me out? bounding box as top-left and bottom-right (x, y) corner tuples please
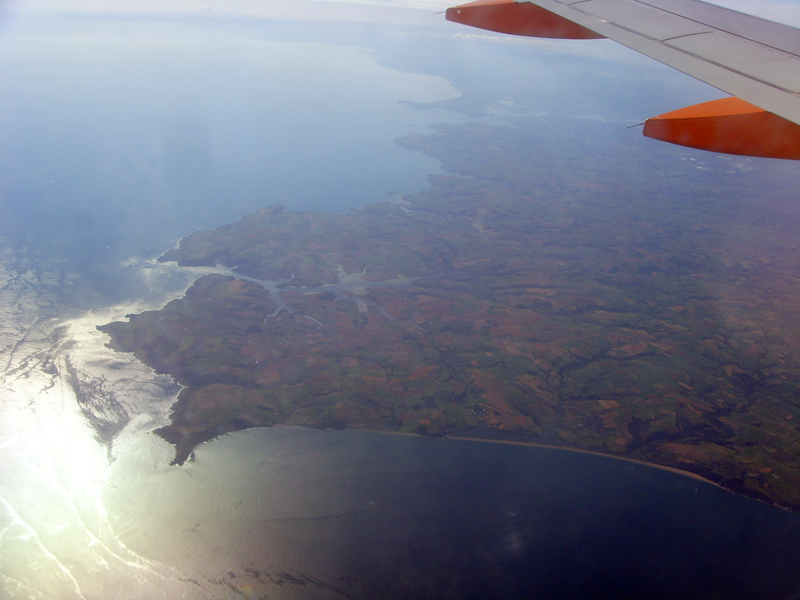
(2, 4), (800, 599)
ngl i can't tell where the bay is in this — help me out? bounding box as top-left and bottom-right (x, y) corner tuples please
(101, 426), (800, 600)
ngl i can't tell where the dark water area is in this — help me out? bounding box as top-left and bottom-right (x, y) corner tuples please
(123, 427), (800, 600)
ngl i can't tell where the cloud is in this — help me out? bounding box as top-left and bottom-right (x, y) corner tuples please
(15, 0), (800, 56)
(19, 0), (800, 25)
(16, 0), (446, 19)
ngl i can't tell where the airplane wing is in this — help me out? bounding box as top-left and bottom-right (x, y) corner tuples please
(445, 0), (800, 159)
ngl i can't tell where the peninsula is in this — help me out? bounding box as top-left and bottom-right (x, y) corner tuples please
(100, 121), (800, 511)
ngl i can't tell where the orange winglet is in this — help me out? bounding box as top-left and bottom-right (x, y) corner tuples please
(445, 0), (605, 39)
(643, 97), (800, 160)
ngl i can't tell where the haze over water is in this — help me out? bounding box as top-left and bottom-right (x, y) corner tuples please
(2, 2), (800, 599)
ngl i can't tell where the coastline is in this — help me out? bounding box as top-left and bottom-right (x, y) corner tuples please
(350, 426), (729, 491)
(99, 123), (800, 517)
(347, 425), (792, 513)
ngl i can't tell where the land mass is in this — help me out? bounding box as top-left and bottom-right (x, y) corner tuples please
(100, 122), (800, 511)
